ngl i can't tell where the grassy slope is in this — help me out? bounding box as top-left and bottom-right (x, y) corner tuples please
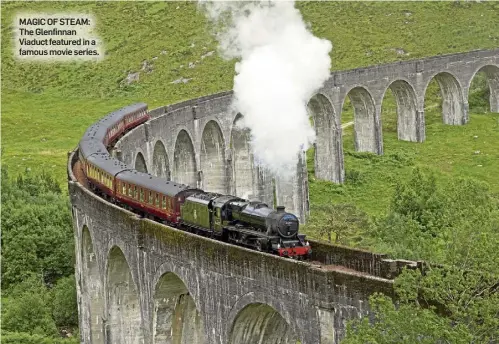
(2, 1), (498, 216)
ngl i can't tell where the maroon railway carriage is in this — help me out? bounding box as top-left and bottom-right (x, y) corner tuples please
(85, 153), (132, 198)
(81, 103), (149, 150)
(115, 170), (201, 225)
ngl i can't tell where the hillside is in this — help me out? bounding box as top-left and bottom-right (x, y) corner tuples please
(2, 0), (498, 212)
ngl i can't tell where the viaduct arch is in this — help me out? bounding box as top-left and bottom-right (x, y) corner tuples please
(71, 49), (498, 344)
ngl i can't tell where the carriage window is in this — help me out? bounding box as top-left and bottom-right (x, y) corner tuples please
(148, 191), (153, 204)
(155, 194), (159, 207)
(128, 184), (132, 197)
(134, 186), (137, 198)
(140, 189), (144, 201)
(122, 183), (126, 194)
(162, 196), (167, 209)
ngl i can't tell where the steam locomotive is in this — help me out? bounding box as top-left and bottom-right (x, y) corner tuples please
(76, 103), (311, 258)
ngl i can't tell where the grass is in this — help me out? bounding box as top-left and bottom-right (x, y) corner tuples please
(1, 1), (498, 216)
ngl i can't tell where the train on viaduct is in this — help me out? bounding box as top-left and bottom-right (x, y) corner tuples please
(68, 48), (498, 343)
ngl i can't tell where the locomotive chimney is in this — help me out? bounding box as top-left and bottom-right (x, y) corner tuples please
(276, 206), (285, 213)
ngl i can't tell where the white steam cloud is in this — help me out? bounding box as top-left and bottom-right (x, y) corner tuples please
(200, 1), (332, 179)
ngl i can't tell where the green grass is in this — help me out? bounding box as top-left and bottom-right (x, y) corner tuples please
(1, 1), (498, 212)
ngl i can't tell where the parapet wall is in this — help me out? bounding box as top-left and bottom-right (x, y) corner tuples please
(310, 240), (419, 279)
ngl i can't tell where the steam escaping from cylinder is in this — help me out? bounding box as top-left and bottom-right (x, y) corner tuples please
(199, 0), (332, 179)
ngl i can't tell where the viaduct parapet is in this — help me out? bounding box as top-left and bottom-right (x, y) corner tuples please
(69, 49), (498, 344)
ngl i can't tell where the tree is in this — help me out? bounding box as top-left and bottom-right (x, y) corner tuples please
(2, 274), (58, 337)
(52, 276), (79, 328)
(342, 168), (499, 343)
(1, 167), (74, 289)
(305, 203), (370, 245)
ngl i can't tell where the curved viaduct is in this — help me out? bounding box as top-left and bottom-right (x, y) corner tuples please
(69, 49), (498, 344)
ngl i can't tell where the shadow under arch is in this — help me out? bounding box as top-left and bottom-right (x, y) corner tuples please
(81, 226), (104, 344)
(200, 120), (226, 194)
(342, 86), (380, 154)
(307, 93), (344, 183)
(135, 151), (148, 173)
(152, 272), (206, 344)
(424, 71), (467, 125)
(381, 79), (421, 142)
(173, 129), (197, 187)
(106, 246), (144, 344)
(228, 303), (300, 344)
(468, 64), (499, 113)
(230, 113), (254, 198)
(152, 140), (170, 179)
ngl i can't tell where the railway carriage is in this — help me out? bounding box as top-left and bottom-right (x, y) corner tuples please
(80, 103), (149, 149)
(122, 103), (149, 131)
(115, 170), (200, 224)
(85, 153), (131, 198)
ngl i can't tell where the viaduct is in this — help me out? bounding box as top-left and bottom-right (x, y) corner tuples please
(68, 49), (499, 344)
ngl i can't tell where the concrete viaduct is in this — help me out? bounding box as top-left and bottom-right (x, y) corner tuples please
(68, 49), (498, 344)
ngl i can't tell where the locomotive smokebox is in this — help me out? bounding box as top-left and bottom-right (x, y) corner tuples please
(276, 206), (285, 213)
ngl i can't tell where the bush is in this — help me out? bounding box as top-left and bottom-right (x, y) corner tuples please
(345, 169), (365, 185)
(52, 276), (78, 328)
(2, 275), (58, 337)
(468, 71), (490, 113)
(1, 332), (79, 344)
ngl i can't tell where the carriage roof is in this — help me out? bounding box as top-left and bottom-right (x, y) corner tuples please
(79, 139), (108, 159)
(116, 170), (194, 197)
(81, 103), (148, 142)
(87, 153), (132, 176)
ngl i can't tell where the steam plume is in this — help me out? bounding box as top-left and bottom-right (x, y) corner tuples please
(200, 1), (332, 179)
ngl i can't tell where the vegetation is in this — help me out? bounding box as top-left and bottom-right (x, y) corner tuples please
(1, 169), (78, 341)
(303, 203), (370, 245)
(342, 168), (499, 343)
(1, 0), (498, 341)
